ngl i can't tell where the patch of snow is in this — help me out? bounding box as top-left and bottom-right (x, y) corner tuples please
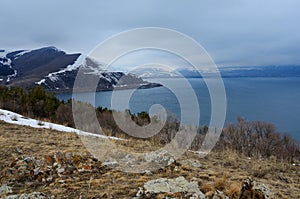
(114, 84), (128, 88)
(0, 50), (6, 57)
(14, 50), (31, 59)
(49, 46), (63, 52)
(35, 79), (46, 85)
(0, 109), (121, 140)
(0, 52), (12, 67)
(45, 54), (86, 82)
(7, 69), (17, 82)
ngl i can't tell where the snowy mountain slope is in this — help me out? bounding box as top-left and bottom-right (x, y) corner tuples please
(0, 50), (15, 78)
(0, 46), (161, 92)
(130, 66), (180, 78)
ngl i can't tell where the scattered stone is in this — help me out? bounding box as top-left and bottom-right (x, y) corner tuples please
(144, 150), (175, 166)
(6, 152), (98, 187)
(0, 192), (54, 199)
(57, 167), (65, 174)
(144, 170), (152, 175)
(15, 148), (22, 154)
(0, 184), (12, 196)
(136, 187), (143, 197)
(179, 159), (203, 168)
(212, 190), (229, 199)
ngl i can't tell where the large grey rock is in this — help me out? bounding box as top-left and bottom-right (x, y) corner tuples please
(253, 183), (274, 199)
(140, 176), (205, 198)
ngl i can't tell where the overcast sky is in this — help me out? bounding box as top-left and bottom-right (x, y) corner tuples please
(1, 0), (300, 66)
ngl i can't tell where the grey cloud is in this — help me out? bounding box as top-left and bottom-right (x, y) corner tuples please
(0, 0), (300, 66)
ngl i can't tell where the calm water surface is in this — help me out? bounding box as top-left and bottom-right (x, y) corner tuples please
(57, 77), (300, 141)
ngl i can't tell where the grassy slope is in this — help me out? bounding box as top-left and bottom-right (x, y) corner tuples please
(0, 121), (299, 198)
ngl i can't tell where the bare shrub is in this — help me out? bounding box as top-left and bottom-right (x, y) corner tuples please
(218, 117), (300, 162)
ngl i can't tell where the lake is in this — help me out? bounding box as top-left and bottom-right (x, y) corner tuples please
(57, 77), (300, 142)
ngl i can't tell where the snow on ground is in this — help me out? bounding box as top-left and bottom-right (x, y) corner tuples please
(0, 109), (120, 140)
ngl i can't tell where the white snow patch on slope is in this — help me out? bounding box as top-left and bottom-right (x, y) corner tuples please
(0, 51), (12, 67)
(0, 50), (6, 57)
(36, 79), (46, 85)
(47, 54), (85, 80)
(14, 50), (31, 59)
(36, 54), (86, 84)
(0, 109), (121, 140)
(7, 69), (17, 82)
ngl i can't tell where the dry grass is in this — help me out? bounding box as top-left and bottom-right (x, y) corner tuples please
(0, 121), (299, 198)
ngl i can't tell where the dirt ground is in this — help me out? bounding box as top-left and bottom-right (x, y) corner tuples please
(0, 121), (299, 198)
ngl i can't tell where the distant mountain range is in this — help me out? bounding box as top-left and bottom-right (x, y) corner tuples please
(131, 65), (300, 78)
(0, 47), (161, 92)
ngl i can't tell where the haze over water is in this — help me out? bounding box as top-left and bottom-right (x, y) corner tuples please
(58, 77), (300, 142)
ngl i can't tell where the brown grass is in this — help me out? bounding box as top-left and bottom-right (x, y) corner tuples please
(0, 121), (299, 198)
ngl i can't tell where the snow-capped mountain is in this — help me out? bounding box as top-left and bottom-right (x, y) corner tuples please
(129, 64), (300, 79)
(0, 47), (161, 92)
(130, 66), (180, 78)
(129, 66), (216, 78)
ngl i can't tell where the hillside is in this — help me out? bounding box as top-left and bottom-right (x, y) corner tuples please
(0, 47), (161, 92)
(0, 111), (299, 198)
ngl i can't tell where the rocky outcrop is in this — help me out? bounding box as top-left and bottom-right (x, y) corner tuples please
(0, 192), (54, 199)
(136, 176), (205, 198)
(239, 177), (274, 199)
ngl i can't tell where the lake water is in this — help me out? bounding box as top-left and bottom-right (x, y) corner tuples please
(57, 77), (300, 142)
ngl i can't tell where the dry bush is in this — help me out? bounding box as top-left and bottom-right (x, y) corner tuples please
(218, 117), (300, 163)
(225, 181), (241, 199)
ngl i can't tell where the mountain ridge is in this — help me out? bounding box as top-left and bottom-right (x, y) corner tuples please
(0, 47), (161, 92)
(131, 65), (300, 78)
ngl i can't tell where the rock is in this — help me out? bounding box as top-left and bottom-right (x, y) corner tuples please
(179, 159), (203, 168)
(57, 167), (65, 174)
(144, 150), (175, 166)
(253, 183), (274, 199)
(185, 191), (206, 199)
(102, 161), (119, 168)
(144, 170), (152, 175)
(142, 176), (203, 196)
(0, 192), (53, 199)
(239, 177), (273, 199)
(16, 147), (23, 154)
(212, 190), (229, 199)
(0, 184), (12, 196)
(136, 187), (143, 197)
